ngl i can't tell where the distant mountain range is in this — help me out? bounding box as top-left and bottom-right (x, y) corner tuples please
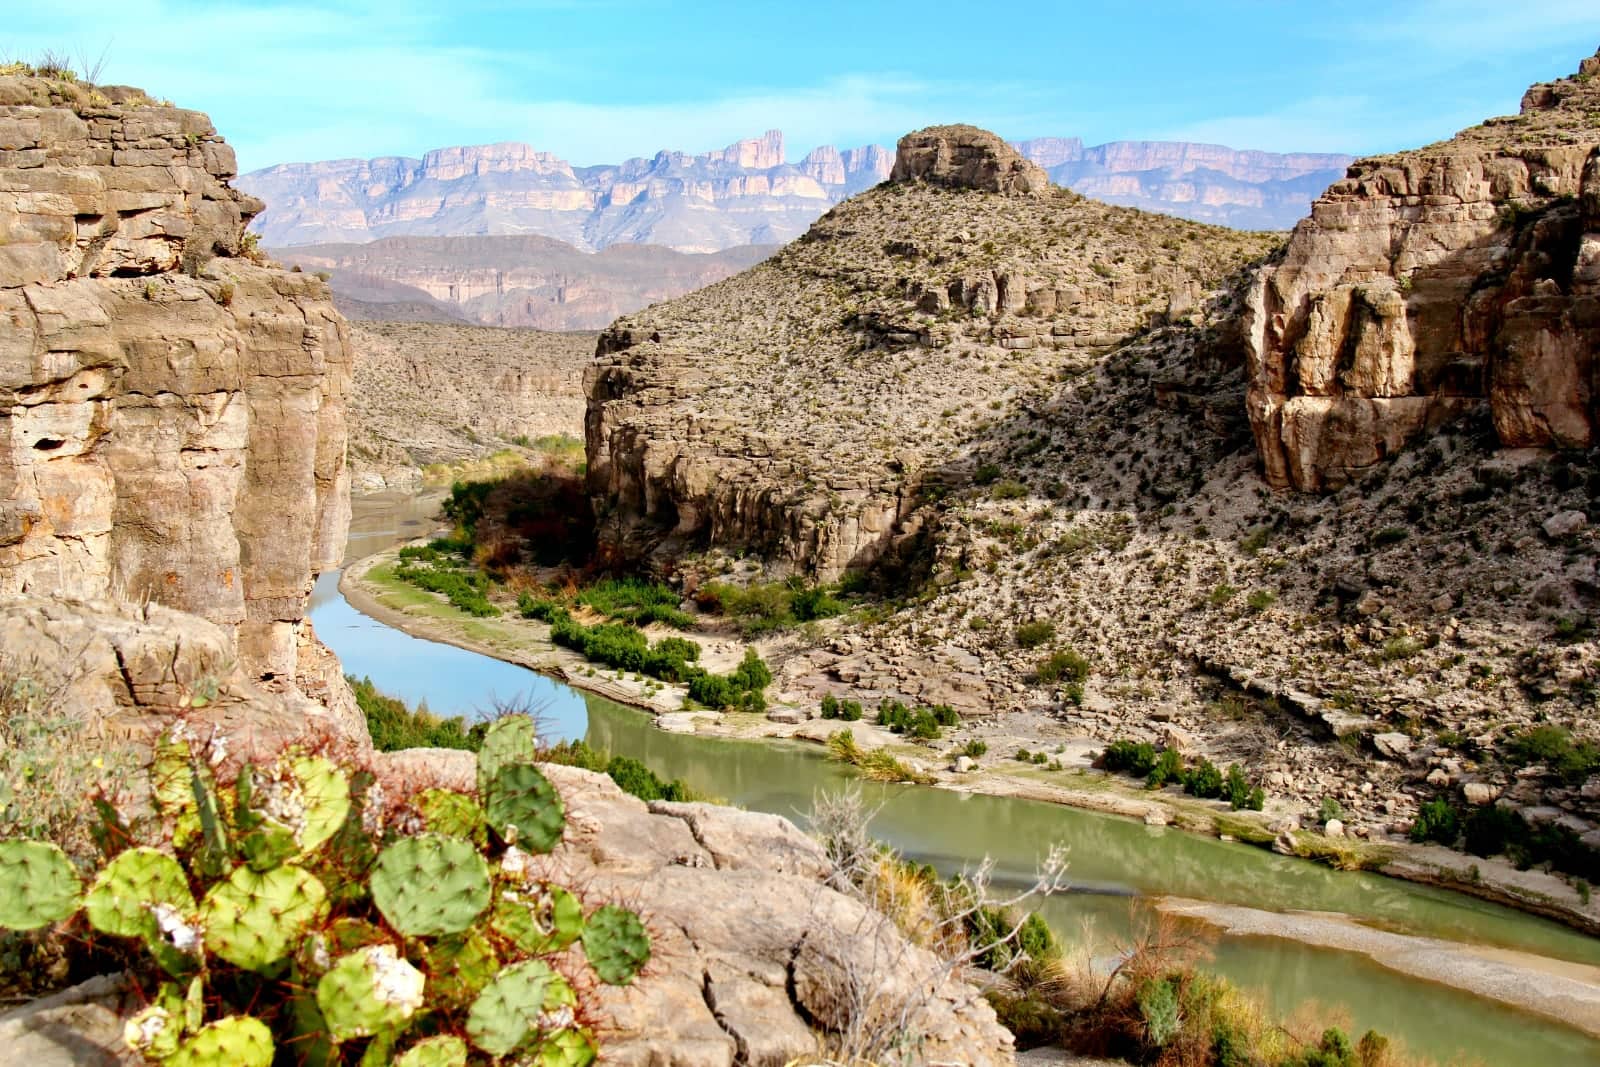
(240, 131), (1353, 252)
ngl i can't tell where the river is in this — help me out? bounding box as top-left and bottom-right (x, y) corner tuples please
(309, 490), (1600, 1065)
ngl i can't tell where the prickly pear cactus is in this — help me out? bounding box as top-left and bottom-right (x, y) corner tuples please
(315, 943), (426, 1042)
(122, 1003), (181, 1059)
(370, 833), (491, 937)
(0, 840), (82, 930)
(84, 847), (197, 941)
(582, 904), (651, 986)
(476, 716), (539, 795)
(465, 959), (575, 1058)
(484, 763), (565, 853)
(395, 1034), (469, 1067)
(491, 883), (583, 954)
(165, 1015), (274, 1067)
(237, 754), (350, 862)
(201, 863), (328, 971)
(417, 788), (487, 845)
(424, 927), (500, 1010)
(535, 1027), (599, 1067)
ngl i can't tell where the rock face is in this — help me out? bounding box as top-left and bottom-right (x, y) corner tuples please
(276, 235), (774, 330)
(890, 125), (1050, 195)
(345, 320), (596, 489)
(585, 125), (1276, 581)
(0, 76), (351, 684)
(1244, 50), (1600, 490)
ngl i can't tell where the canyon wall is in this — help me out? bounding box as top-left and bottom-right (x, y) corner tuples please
(1244, 49), (1600, 490)
(0, 75), (351, 688)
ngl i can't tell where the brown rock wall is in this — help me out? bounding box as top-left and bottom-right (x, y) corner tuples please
(1245, 50), (1600, 490)
(0, 76), (351, 684)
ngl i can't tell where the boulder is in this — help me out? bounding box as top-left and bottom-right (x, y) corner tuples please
(1544, 510), (1589, 539)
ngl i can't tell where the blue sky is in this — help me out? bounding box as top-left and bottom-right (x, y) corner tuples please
(10, 2), (1600, 172)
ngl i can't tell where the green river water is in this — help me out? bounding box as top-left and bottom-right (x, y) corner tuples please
(309, 491), (1600, 1066)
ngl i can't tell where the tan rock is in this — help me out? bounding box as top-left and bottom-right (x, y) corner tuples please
(891, 124), (1050, 196)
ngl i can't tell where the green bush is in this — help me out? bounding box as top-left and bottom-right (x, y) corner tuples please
(1410, 798), (1461, 845)
(393, 560), (500, 617)
(1103, 740), (1158, 777)
(576, 578), (692, 629)
(963, 740), (988, 759)
(1504, 725), (1600, 783)
(1014, 621), (1056, 649)
(0, 718), (647, 1065)
(516, 592), (568, 623)
(1224, 764), (1264, 811)
(876, 699), (957, 740)
(1036, 649), (1089, 686)
(1146, 748), (1183, 789)
(1182, 758), (1224, 800)
(349, 676), (477, 753)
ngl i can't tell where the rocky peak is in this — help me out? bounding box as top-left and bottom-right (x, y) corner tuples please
(890, 123), (1050, 195)
(1244, 46), (1600, 490)
(704, 128), (785, 170)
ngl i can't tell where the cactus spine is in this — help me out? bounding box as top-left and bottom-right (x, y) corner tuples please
(370, 833), (492, 937)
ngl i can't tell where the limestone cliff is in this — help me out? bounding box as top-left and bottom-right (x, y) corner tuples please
(0, 75), (351, 686)
(1245, 49), (1600, 490)
(585, 126), (1276, 581)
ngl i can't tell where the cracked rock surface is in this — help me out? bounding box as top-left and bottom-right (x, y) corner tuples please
(0, 75), (351, 688)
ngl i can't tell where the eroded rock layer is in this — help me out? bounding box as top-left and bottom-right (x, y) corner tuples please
(0, 76), (351, 682)
(1245, 49), (1600, 491)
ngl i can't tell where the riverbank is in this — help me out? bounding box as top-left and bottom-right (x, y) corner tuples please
(343, 545), (1600, 940)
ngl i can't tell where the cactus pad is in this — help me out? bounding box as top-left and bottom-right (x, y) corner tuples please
(484, 763), (565, 852)
(165, 1015), (274, 1067)
(417, 788), (486, 845)
(465, 959), (572, 1057)
(370, 833), (491, 937)
(239, 754), (350, 858)
(316, 943), (426, 1042)
(424, 928), (500, 1011)
(491, 883), (583, 954)
(0, 840), (81, 930)
(582, 904), (650, 986)
(202, 863), (327, 971)
(475, 715), (538, 795)
(84, 847), (196, 941)
(533, 1028), (598, 1067)
(122, 1004), (180, 1059)
(394, 1034), (469, 1067)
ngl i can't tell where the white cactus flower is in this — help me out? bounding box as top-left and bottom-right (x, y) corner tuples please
(149, 902), (203, 953)
(123, 1006), (172, 1052)
(366, 944), (425, 1016)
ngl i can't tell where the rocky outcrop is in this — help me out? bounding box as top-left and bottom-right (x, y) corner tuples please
(0, 75), (351, 684)
(1244, 49), (1600, 490)
(891, 125), (1049, 196)
(585, 125), (1276, 582)
(276, 235), (774, 330)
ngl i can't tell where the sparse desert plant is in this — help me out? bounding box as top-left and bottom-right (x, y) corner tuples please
(1014, 620), (1056, 649)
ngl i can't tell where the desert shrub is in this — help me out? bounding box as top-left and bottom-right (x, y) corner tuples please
(1014, 620), (1056, 649)
(0, 717), (648, 1063)
(876, 700), (956, 740)
(1246, 589), (1277, 613)
(730, 647), (773, 693)
(1103, 740), (1159, 777)
(1146, 748), (1184, 789)
(1504, 725), (1600, 783)
(1410, 798), (1461, 845)
(1036, 649), (1090, 686)
(516, 592), (569, 623)
(577, 577), (692, 629)
(1463, 803), (1522, 858)
(1208, 583), (1236, 607)
(393, 559), (500, 617)
(1182, 758), (1224, 800)
(791, 583), (846, 621)
(1137, 976), (1182, 1047)
(349, 675), (476, 753)
(1224, 764), (1265, 811)
(963, 740), (988, 759)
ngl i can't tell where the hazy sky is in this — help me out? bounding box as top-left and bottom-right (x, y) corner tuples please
(11, 1), (1600, 172)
